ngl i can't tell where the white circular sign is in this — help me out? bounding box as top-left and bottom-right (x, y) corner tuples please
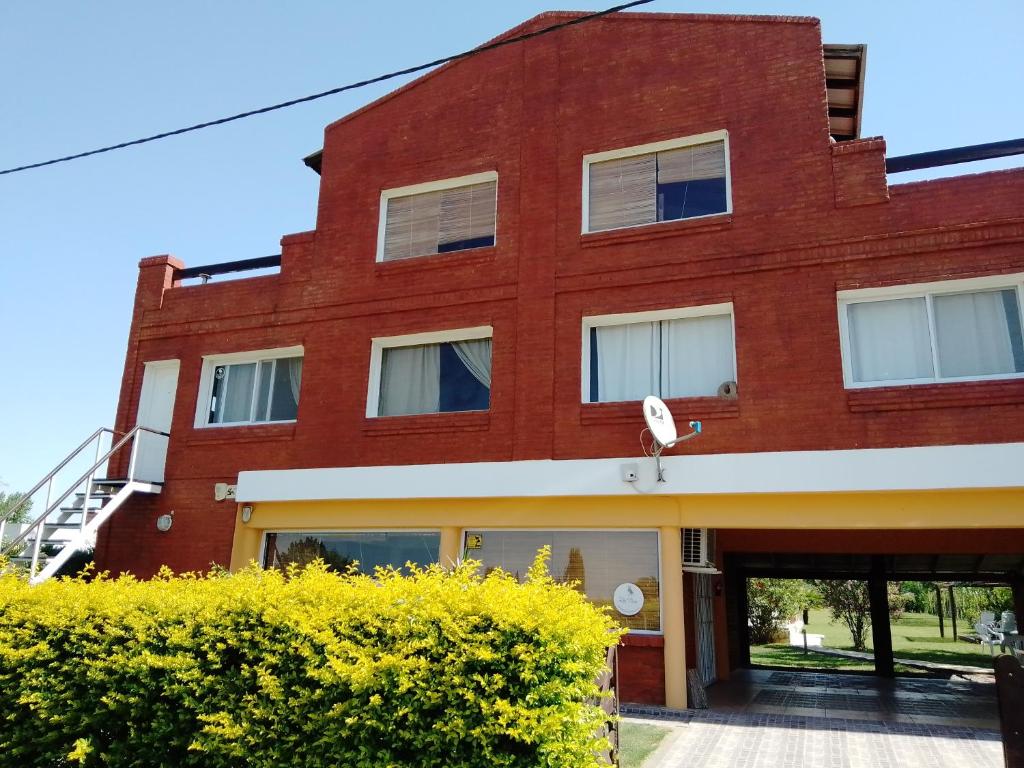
(613, 582), (645, 617)
(642, 395), (677, 446)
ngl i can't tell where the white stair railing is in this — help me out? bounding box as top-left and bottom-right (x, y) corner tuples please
(0, 425), (168, 581)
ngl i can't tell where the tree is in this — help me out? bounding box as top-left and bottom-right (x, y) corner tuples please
(747, 578), (804, 644)
(814, 580), (872, 651)
(0, 491), (32, 526)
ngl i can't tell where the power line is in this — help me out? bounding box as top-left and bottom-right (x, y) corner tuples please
(0, 1), (655, 177)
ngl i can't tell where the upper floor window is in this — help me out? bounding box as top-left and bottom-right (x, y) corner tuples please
(838, 275), (1024, 387)
(377, 171), (497, 262)
(367, 327), (492, 417)
(196, 347), (303, 427)
(582, 304), (736, 403)
(583, 131), (730, 234)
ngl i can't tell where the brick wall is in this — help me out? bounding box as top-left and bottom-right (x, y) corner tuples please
(97, 12), (1024, 580)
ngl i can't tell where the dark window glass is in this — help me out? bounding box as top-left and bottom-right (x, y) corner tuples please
(437, 235), (495, 253)
(263, 532), (440, 574)
(657, 177), (728, 221)
(438, 343), (490, 412)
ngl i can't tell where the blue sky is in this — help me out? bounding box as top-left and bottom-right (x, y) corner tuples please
(1, 1), (1021, 493)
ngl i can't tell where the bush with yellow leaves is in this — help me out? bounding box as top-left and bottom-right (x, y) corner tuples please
(0, 551), (621, 768)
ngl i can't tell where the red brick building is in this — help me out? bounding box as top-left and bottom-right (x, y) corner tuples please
(86, 12), (1024, 706)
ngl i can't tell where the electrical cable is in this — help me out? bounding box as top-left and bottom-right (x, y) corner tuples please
(0, 0), (656, 176)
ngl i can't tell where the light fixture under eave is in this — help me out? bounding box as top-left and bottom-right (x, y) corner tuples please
(241, 505), (253, 524)
(156, 512), (174, 532)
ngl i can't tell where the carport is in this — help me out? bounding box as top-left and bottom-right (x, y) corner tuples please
(718, 531), (1024, 679)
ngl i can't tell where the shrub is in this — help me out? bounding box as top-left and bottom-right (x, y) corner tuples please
(0, 553), (621, 768)
(746, 578), (805, 644)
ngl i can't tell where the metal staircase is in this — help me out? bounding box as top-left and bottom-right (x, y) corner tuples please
(0, 426), (166, 584)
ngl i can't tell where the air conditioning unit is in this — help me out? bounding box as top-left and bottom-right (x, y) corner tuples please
(682, 528), (720, 573)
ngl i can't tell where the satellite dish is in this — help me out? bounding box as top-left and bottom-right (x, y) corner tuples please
(641, 395), (703, 483)
(643, 395), (677, 447)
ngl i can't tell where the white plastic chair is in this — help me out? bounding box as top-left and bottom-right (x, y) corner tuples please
(975, 622), (1000, 656)
(1000, 611), (1017, 634)
(979, 611), (996, 626)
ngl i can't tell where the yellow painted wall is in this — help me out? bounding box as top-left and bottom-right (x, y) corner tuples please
(230, 487), (1024, 570)
(229, 486), (1024, 711)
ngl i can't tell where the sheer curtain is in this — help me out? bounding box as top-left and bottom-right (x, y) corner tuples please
(452, 338), (492, 388)
(288, 358), (303, 404)
(593, 322), (658, 402)
(379, 344), (440, 415)
(848, 298), (933, 383)
(661, 314), (734, 397)
(220, 363), (256, 422)
(588, 154), (657, 232)
(933, 290), (1024, 377)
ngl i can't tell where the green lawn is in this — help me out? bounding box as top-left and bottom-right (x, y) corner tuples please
(751, 609), (995, 672)
(619, 722), (670, 768)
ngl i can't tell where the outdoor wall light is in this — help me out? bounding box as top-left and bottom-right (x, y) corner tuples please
(241, 505), (253, 524)
(156, 512), (174, 532)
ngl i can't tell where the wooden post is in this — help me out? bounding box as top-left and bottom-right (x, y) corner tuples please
(869, 557), (895, 678)
(935, 584), (945, 639)
(948, 585), (958, 642)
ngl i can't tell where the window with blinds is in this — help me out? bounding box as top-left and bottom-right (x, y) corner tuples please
(380, 176), (497, 261)
(585, 137), (728, 233)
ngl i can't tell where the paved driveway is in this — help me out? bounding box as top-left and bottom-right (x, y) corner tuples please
(624, 668), (1003, 768)
(639, 711), (1002, 768)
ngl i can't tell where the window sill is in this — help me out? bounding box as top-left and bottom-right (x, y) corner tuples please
(363, 410), (490, 436)
(847, 379), (1024, 413)
(620, 633), (664, 647)
(580, 214), (732, 248)
(186, 422), (297, 446)
(580, 397), (739, 426)
(374, 246), (497, 275)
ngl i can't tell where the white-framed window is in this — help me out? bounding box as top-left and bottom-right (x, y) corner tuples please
(366, 327), (492, 417)
(376, 171), (498, 262)
(582, 130), (731, 234)
(581, 304), (736, 403)
(194, 346), (303, 427)
(463, 529), (663, 633)
(838, 274), (1024, 388)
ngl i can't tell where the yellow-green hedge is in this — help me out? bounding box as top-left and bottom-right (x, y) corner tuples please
(0, 555), (621, 768)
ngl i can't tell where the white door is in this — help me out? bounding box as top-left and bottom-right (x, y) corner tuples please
(134, 360), (179, 482)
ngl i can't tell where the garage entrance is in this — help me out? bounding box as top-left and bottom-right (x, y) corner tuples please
(725, 551), (1024, 678)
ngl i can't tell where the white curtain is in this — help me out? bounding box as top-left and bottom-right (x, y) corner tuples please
(593, 322), (658, 402)
(220, 362), (256, 422)
(379, 344), (441, 416)
(588, 153), (657, 232)
(288, 357), (303, 404)
(661, 314), (735, 397)
(848, 298), (933, 383)
(452, 338), (492, 388)
(933, 290), (1022, 377)
(438, 182), (496, 247)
